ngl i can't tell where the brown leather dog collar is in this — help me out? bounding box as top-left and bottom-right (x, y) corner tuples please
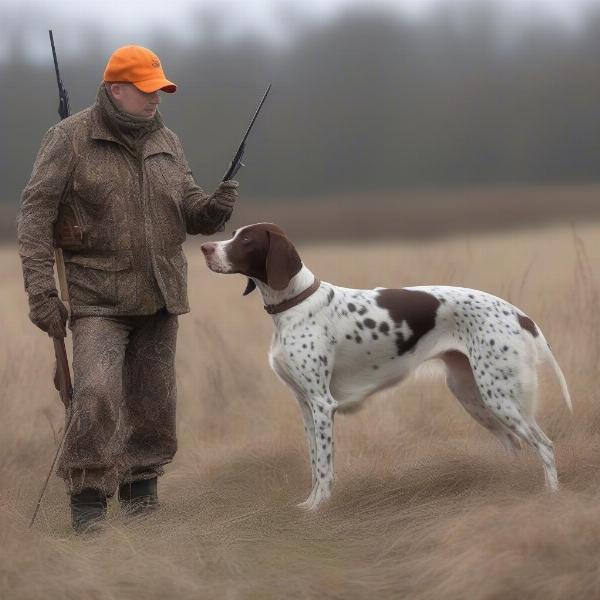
(264, 278), (321, 315)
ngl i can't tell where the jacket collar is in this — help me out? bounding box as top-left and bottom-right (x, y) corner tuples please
(90, 105), (176, 158)
(90, 104), (120, 144)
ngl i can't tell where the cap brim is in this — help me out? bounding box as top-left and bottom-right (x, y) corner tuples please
(133, 78), (177, 93)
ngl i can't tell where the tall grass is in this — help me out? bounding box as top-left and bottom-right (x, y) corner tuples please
(2, 222), (600, 599)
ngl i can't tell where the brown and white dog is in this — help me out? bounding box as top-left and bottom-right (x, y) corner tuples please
(201, 223), (572, 510)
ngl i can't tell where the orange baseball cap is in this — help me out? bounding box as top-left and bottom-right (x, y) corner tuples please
(103, 45), (177, 93)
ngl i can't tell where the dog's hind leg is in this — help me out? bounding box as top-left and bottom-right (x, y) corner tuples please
(525, 422), (558, 490)
(498, 361), (558, 491)
(464, 346), (558, 491)
(442, 351), (521, 452)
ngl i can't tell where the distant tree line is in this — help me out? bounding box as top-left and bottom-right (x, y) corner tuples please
(3, 2), (600, 203)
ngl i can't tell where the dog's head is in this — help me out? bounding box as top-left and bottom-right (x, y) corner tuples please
(201, 223), (302, 295)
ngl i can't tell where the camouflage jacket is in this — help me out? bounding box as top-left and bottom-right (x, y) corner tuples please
(17, 86), (233, 317)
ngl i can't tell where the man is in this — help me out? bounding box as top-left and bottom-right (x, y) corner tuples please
(17, 45), (238, 532)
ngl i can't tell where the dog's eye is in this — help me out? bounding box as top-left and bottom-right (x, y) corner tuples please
(241, 235), (251, 243)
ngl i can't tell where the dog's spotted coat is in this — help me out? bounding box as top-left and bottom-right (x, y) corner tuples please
(202, 223), (572, 510)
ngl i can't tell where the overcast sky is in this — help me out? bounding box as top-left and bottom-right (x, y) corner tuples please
(3, 0), (600, 62)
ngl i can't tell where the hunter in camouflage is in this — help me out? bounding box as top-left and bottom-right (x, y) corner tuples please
(17, 45), (237, 531)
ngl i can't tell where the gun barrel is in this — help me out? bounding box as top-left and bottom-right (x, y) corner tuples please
(49, 30), (70, 120)
(222, 84), (271, 182)
(49, 31), (61, 88)
(240, 83), (271, 146)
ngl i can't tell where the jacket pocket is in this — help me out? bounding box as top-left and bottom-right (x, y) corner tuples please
(73, 165), (119, 205)
(64, 255), (132, 307)
(169, 247), (188, 287)
(155, 246), (188, 312)
(54, 201), (89, 251)
(152, 153), (185, 191)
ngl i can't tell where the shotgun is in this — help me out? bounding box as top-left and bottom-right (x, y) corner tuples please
(29, 30), (74, 529)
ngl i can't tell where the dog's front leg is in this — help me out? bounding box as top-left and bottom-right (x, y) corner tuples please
(297, 399), (336, 511)
(297, 397), (318, 488)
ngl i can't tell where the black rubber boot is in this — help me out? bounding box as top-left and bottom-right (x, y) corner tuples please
(118, 477), (159, 514)
(70, 488), (108, 533)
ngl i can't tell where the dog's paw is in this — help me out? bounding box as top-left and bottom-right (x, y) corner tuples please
(296, 499), (317, 511)
(296, 485), (331, 511)
(296, 487), (318, 511)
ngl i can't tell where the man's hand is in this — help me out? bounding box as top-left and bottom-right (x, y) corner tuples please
(211, 180), (239, 211)
(197, 180), (239, 234)
(28, 291), (68, 338)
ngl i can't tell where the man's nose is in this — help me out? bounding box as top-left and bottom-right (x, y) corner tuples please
(201, 243), (216, 256)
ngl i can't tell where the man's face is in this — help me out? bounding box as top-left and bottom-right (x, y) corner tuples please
(109, 83), (161, 118)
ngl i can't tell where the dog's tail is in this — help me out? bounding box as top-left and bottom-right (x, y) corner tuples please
(535, 329), (573, 413)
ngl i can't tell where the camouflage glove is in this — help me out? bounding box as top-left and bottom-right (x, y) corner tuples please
(210, 180), (239, 212)
(204, 180), (238, 232)
(28, 290), (68, 338)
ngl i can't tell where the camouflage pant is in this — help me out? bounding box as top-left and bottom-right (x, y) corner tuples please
(57, 310), (178, 496)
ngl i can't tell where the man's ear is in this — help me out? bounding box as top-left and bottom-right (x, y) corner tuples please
(265, 231), (302, 291)
(108, 82), (121, 99)
(243, 278), (256, 296)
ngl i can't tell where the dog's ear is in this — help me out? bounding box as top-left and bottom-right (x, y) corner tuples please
(265, 230), (302, 291)
(243, 278), (256, 296)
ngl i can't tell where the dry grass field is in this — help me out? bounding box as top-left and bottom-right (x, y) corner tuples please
(2, 218), (600, 599)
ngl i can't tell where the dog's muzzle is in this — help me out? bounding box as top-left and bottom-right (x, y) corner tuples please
(201, 242), (232, 273)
